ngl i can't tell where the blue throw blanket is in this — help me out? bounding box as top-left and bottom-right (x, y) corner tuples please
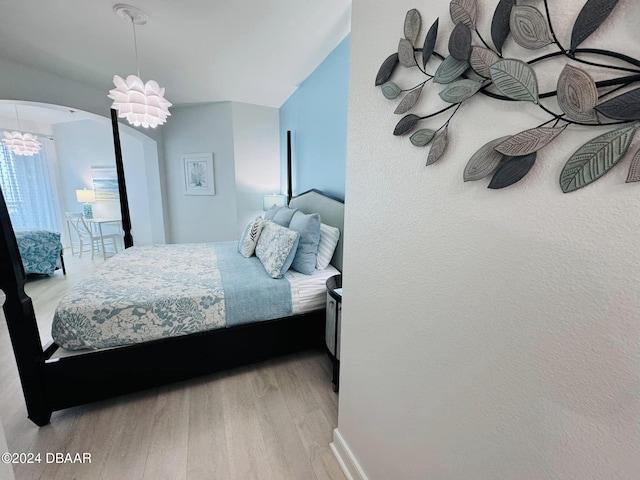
(215, 241), (292, 327)
(15, 229), (61, 275)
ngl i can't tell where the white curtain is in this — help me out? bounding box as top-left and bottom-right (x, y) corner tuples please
(0, 138), (59, 232)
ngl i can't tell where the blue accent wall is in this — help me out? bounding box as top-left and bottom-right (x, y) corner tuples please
(280, 35), (350, 201)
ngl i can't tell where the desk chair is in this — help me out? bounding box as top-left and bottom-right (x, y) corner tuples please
(65, 212), (120, 259)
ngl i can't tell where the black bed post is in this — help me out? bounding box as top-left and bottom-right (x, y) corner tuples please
(110, 108), (133, 249)
(0, 185), (51, 426)
(287, 130), (293, 205)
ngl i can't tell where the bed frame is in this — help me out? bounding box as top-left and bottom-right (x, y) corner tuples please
(0, 114), (344, 426)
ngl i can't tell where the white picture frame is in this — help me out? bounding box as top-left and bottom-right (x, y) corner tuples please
(183, 153), (215, 196)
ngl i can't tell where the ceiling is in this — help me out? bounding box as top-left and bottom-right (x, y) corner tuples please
(0, 0), (352, 108)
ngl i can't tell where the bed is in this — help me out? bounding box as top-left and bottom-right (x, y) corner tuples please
(1, 161), (344, 426)
(15, 229), (65, 275)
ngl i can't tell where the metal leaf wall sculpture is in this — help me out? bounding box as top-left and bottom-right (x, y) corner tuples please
(375, 0), (640, 192)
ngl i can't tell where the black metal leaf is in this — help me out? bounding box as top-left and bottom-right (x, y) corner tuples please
(595, 88), (640, 121)
(449, 22), (472, 61)
(422, 18), (439, 69)
(394, 114), (421, 136)
(488, 153), (537, 189)
(570, 0), (619, 53)
(404, 9), (422, 44)
(375, 54), (399, 86)
(491, 0), (516, 55)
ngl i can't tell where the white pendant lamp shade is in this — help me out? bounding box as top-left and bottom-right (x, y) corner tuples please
(108, 4), (171, 128)
(2, 131), (42, 156)
(109, 74), (172, 128)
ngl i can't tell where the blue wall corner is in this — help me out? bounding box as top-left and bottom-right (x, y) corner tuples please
(279, 35), (350, 202)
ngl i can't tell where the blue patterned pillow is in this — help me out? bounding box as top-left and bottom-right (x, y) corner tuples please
(288, 211), (321, 274)
(238, 217), (265, 257)
(255, 221), (300, 279)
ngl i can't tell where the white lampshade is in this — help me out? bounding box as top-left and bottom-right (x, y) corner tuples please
(2, 131), (42, 156)
(76, 189), (96, 203)
(263, 194), (287, 210)
(108, 74), (172, 128)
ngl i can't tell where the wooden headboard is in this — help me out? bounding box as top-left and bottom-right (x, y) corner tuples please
(289, 190), (344, 272)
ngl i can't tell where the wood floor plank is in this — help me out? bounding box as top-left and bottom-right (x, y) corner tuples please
(219, 366), (277, 480)
(251, 360), (318, 480)
(142, 383), (190, 480)
(185, 374), (231, 480)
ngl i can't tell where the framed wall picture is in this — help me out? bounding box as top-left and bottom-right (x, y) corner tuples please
(92, 166), (119, 201)
(182, 153), (215, 196)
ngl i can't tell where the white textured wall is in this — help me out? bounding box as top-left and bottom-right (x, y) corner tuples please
(339, 1), (640, 479)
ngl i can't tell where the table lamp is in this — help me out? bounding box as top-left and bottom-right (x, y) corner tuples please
(76, 189), (95, 219)
(263, 194), (286, 210)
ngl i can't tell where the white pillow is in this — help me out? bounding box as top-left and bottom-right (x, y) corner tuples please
(316, 223), (340, 270)
(237, 217), (265, 257)
(256, 221), (300, 279)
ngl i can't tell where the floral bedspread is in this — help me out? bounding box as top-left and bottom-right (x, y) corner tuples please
(52, 244), (226, 350)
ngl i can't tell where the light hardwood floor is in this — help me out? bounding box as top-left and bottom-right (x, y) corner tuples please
(0, 252), (345, 480)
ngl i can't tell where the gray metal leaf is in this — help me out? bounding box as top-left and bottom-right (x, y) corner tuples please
(559, 124), (639, 193)
(570, 0), (619, 53)
(449, 22), (472, 61)
(375, 54), (399, 86)
(557, 65), (598, 123)
(394, 84), (424, 114)
(495, 126), (567, 156)
(381, 82), (402, 100)
(509, 6), (554, 50)
(490, 59), (539, 103)
(488, 153), (537, 189)
(410, 129), (436, 147)
(394, 114), (422, 136)
(626, 149), (640, 183)
(422, 18), (439, 68)
(434, 56), (469, 84)
(426, 127), (448, 165)
(398, 38), (416, 68)
(439, 79), (481, 103)
(450, 0), (478, 29)
(469, 46), (499, 78)
(404, 9), (422, 44)
(491, 0), (517, 55)
(463, 136), (511, 181)
(595, 88), (640, 121)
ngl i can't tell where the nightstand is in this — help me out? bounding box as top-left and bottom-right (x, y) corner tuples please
(325, 274), (342, 392)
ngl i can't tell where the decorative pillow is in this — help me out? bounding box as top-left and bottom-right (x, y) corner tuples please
(238, 217), (265, 257)
(271, 206), (298, 227)
(256, 221), (300, 279)
(264, 204), (281, 221)
(316, 223), (340, 270)
(288, 211), (321, 275)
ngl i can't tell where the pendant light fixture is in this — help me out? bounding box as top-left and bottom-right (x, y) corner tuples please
(108, 4), (171, 128)
(2, 105), (42, 156)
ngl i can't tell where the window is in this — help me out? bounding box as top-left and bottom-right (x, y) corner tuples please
(0, 140), (59, 231)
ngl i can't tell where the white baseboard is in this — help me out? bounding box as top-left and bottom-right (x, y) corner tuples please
(330, 428), (369, 480)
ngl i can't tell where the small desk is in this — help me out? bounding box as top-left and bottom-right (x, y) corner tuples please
(84, 218), (122, 259)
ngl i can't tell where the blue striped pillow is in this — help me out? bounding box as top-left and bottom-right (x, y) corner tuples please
(316, 223), (340, 270)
